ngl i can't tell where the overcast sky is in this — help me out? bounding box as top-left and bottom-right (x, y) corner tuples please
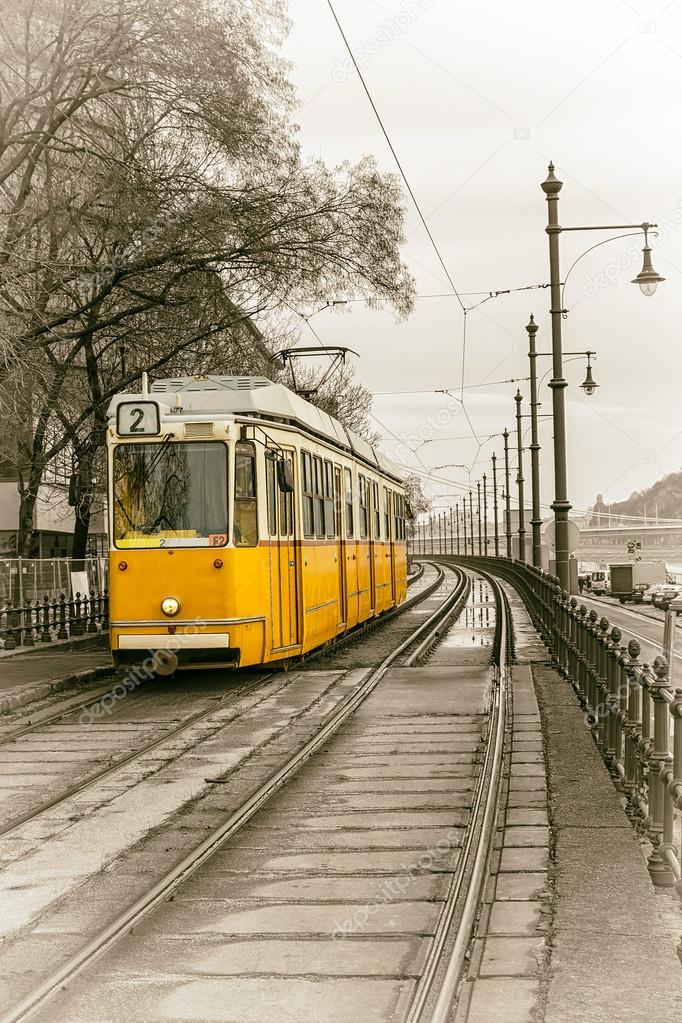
(282, 0), (682, 519)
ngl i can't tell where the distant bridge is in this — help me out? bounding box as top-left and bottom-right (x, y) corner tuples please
(574, 523), (682, 563)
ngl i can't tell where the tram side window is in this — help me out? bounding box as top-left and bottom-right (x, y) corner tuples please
(301, 451), (314, 537)
(384, 488), (391, 539)
(394, 493), (404, 541)
(372, 482), (380, 539)
(313, 456), (325, 538)
(265, 453), (277, 536)
(280, 455), (294, 537)
(344, 468), (354, 538)
(234, 442), (258, 547)
(324, 460), (335, 537)
(359, 475), (369, 539)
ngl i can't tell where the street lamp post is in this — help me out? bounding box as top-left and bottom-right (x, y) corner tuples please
(541, 161), (663, 590)
(469, 490), (474, 555)
(492, 452), (500, 556)
(526, 315), (543, 569)
(462, 498), (467, 554)
(476, 481), (482, 555)
(515, 390), (526, 562)
(503, 428), (512, 558)
(456, 502), (460, 554)
(483, 473), (488, 554)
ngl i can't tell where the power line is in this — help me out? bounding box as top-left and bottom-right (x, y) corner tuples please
(372, 377), (530, 396)
(329, 283), (552, 305)
(324, 0), (465, 313)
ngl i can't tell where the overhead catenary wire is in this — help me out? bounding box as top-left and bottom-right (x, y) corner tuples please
(323, 0), (465, 314)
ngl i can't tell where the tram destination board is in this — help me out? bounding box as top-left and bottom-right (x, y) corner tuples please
(116, 400), (161, 436)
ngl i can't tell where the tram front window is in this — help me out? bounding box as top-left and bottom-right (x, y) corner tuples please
(113, 441), (228, 548)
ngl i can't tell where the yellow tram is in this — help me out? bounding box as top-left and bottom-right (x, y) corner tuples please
(106, 376), (408, 672)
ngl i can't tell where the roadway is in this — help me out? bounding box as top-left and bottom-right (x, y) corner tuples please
(577, 594), (677, 671)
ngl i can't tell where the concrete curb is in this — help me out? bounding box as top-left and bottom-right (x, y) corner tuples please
(0, 663), (116, 716)
(533, 663), (682, 1021)
(0, 632), (108, 660)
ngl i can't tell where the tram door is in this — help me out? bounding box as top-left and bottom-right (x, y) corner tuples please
(369, 481), (378, 612)
(386, 487), (397, 605)
(334, 466), (347, 626)
(265, 450), (299, 650)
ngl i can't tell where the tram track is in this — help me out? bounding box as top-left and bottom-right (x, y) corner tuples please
(408, 566), (512, 1022)
(0, 564), (439, 844)
(0, 561), (471, 1023)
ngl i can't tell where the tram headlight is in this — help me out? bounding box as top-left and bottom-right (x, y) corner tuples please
(161, 596), (181, 617)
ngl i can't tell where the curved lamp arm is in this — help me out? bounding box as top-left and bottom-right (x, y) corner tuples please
(560, 230), (655, 318)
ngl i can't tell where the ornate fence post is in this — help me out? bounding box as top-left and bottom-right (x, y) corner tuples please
(87, 593), (98, 634)
(71, 593), (83, 637)
(57, 594), (69, 640)
(560, 590), (571, 676)
(102, 589), (109, 631)
(594, 618), (610, 751)
(623, 640), (641, 822)
(3, 601), (16, 651)
(646, 657), (676, 887)
(574, 605), (588, 704)
(40, 595), (52, 642)
(22, 599), (36, 647)
(605, 626), (622, 778)
(586, 609), (599, 720)
(669, 687), (682, 896)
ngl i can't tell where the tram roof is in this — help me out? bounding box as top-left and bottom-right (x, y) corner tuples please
(108, 375), (403, 483)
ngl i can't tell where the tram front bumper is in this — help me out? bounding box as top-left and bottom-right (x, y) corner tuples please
(117, 633), (231, 650)
(113, 632), (240, 670)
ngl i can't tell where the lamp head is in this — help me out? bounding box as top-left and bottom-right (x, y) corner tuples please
(580, 354), (598, 397)
(631, 232), (664, 296)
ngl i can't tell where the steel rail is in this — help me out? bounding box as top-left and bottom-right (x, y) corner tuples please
(0, 559), (432, 749)
(0, 676), (124, 747)
(0, 675), (274, 839)
(406, 569), (511, 1023)
(1, 563), (468, 1023)
(0, 565), (441, 841)
(404, 575), (472, 666)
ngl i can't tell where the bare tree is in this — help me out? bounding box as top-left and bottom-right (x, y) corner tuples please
(0, 0), (415, 555)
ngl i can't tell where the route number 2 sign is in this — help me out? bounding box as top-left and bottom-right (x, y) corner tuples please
(117, 401), (161, 436)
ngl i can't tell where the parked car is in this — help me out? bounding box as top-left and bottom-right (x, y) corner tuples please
(653, 585), (682, 612)
(642, 584), (665, 604)
(631, 582), (649, 604)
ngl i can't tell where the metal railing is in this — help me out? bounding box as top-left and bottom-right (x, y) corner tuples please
(0, 558), (108, 604)
(0, 591), (109, 651)
(423, 552), (682, 897)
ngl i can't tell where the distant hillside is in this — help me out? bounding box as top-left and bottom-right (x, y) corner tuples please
(607, 469), (682, 520)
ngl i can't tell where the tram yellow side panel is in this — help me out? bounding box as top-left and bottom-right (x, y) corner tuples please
(375, 541), (394, 613)
(344, 541), (360, 630)
(300, 543), (341, 653)
(356, 543), (373, 621)
(395, 543), (408, 603)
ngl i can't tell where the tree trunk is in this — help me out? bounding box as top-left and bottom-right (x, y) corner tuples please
(71, 493), (92, 569)
(71, 449), (94, 568)
(17, 475), (40, 559)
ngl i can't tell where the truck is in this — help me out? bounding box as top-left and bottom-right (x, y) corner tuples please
(609, 561), (667, 603)
(588, 569), (609, 595)
(578, 563), (609, 595)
